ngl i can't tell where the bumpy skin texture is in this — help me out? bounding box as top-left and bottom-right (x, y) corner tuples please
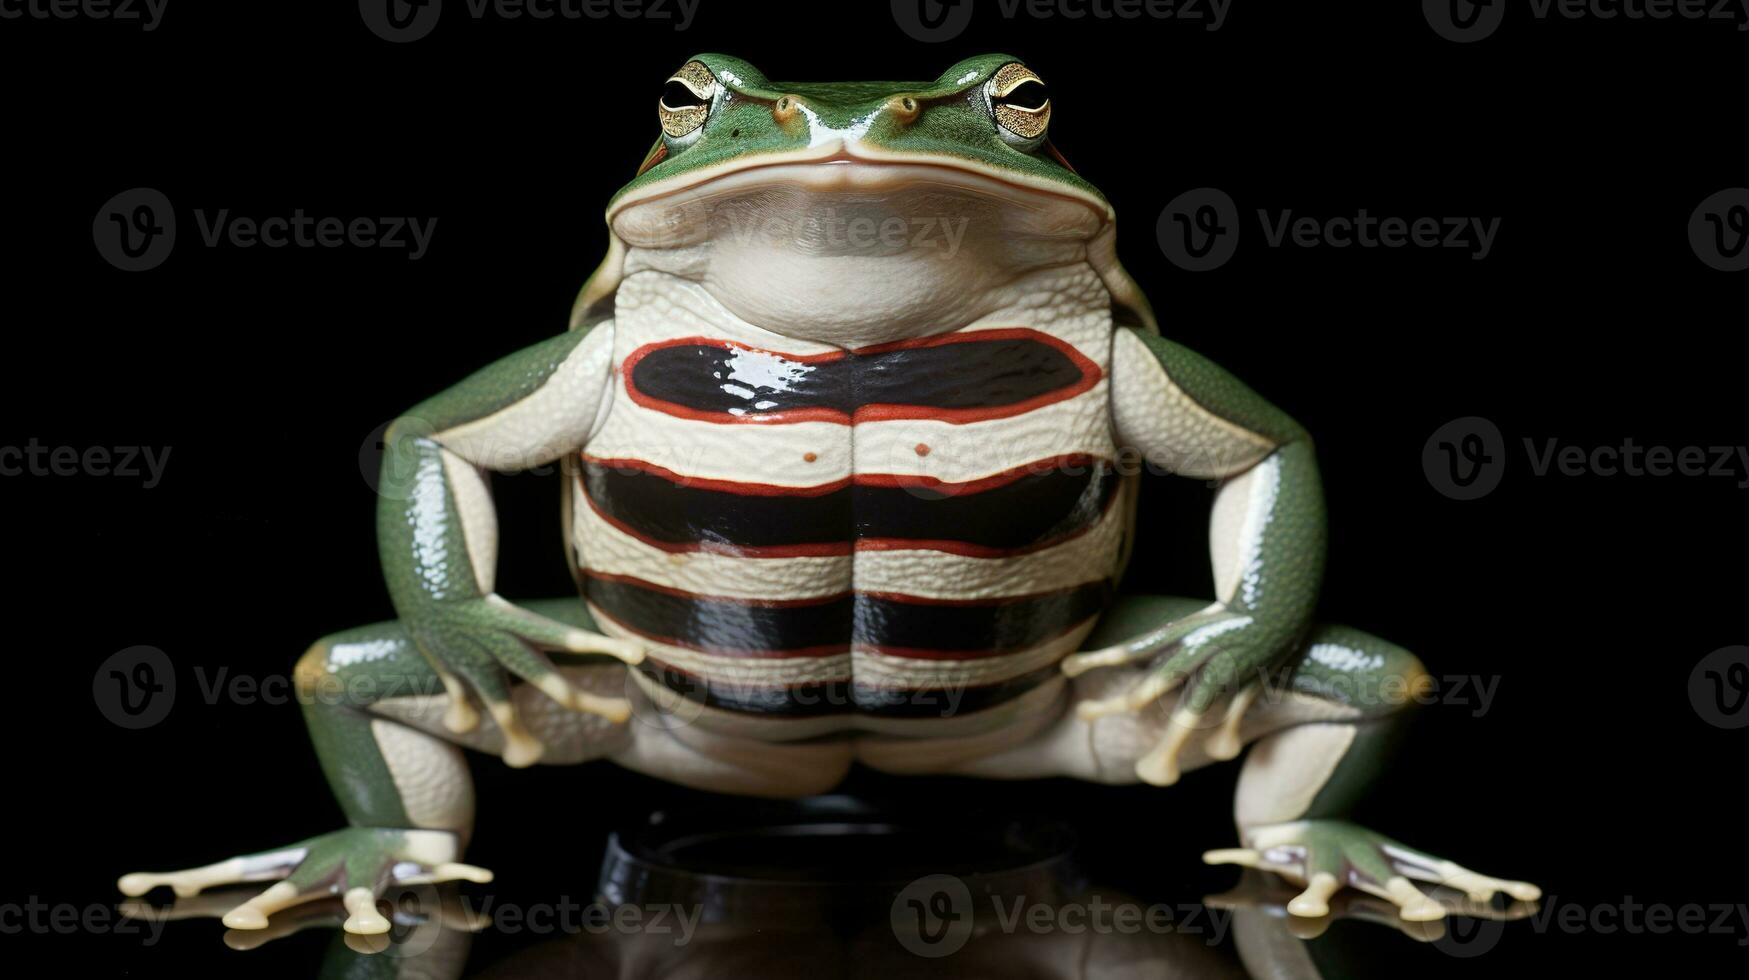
(118, 55), (1540, 944)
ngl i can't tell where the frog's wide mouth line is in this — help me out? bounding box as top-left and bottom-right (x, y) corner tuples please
(608, 147), (1112, 246)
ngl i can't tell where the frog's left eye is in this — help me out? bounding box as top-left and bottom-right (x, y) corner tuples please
(986, 64), (1051, 142)
(659, 60), (716, 138)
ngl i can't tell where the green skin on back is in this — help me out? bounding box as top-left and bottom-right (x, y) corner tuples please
(115, 54), (1541, 948)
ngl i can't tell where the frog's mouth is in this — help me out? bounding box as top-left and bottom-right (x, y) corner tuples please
(605, 149), (1117, 346)
(609, 149), (1109, 253)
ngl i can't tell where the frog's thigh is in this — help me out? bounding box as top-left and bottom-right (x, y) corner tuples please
(300, 602), (640, 839)
(359, 655), (847, 799)
(360, 598), (637, 766)
(356, 613), (850, 799)
(932, 597), (1426, 792)
(1231, 624), (1429, 827)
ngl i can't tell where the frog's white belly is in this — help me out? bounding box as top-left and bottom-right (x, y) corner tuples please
(570, 264), (1130, 740)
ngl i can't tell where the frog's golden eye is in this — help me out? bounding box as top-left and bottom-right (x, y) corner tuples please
(987, 63), (1051, 141)
(659, 60), (716, 138)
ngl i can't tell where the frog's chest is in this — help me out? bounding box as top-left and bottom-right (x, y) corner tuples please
(572, 270), (1128, 733)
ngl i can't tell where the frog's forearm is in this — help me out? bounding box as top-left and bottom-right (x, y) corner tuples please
(378, 439), (496, 606)
(377, 326), (614, 611)
(1111, 328), (1326, 653)
(1207, 440), (1325, 650)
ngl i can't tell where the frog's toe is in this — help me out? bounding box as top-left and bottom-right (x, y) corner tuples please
(1204, 866), (1539, 943)
(118, 845), (306, 899)
(1384, 846), (1542, 904)
(222, 880), (328, 930)
(123, 828), (489, 940)
(1204, 819), (1541, 925)
(1134, 706), (1202, 786)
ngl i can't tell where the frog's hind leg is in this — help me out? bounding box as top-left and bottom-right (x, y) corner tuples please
(117, 598), (634, 935)
(1211, 624), (1540, 922)
(933, 594), (1540, 923)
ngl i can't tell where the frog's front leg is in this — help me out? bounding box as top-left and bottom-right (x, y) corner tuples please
(116, 601), (636, 934)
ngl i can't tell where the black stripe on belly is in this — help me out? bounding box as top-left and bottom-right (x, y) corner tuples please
(581, 460), (849, 551)
(581, 458), (1118, 554)
(636, 663), (1063, 718)
(583, 573), (851, 654)
(627, 330), (1095, 422)
(585, 573), (1109, 659)
(856, 582), (1111, 655)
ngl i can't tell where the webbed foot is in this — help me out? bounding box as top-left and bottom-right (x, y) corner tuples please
(118, 828), (491, 936)
(1203, 819), (1540, 923)
(1205, 868), (1538, 943)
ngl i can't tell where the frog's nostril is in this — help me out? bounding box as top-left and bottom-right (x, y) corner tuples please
(886, 95), (920, 125)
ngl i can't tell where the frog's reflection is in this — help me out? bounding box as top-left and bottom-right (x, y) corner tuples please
(123, 798), (1534, 978)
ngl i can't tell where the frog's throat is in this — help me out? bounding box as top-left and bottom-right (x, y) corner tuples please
(581, 148), (1155, 346)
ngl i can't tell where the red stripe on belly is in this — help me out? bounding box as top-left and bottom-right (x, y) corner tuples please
(582, 455), (851, 497)
(580, 491), (854, 558)
(583, 453), (1099, 497)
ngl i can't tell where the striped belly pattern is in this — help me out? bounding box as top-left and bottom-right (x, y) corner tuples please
(575, 290), (1124, 726)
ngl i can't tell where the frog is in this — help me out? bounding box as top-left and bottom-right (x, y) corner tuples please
(118, 54), (1540, 937)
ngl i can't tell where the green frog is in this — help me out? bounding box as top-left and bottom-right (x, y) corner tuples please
(119, 54), (1539, 937)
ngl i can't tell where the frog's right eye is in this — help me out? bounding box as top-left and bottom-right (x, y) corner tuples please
(659, 61), (716, 138)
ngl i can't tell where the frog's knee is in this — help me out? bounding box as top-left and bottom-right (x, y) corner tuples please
(1292, 625), (1431, 719)
(294, 637), (337, 699)
(294, 622), (430, 706)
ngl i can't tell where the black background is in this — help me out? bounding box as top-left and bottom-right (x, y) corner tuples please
(4, 1), (1745, 976)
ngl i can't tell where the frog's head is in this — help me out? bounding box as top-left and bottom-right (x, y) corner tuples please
(576, 54), (1151, 345)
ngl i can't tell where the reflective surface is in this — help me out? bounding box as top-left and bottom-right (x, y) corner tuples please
(107, 800), (1559, 979)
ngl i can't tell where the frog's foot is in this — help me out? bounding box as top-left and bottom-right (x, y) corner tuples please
(1073, 662), (1266, 787)
(118, 828), (491, 935)
(1203, 819), (1541, 923)
(1064, 603), (1289, 787)
(121, 880), (488, 951)
(1204, 868), (1538, 941)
